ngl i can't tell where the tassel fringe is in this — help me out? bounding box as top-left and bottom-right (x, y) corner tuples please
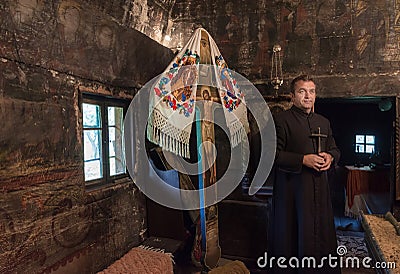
(147, 111), (191, 158)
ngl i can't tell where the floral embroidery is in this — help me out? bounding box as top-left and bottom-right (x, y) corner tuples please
(154, 49), (199, 116)
(215, 55), (244, 112)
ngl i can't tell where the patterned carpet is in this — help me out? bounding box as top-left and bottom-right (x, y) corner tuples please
(337, 234), (369, 259)
(336, 231), (376, 274)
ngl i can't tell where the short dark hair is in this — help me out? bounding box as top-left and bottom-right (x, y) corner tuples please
(290, 74), (314, 93)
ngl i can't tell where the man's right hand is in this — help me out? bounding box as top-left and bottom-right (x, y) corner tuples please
(303, 154), (326, 171)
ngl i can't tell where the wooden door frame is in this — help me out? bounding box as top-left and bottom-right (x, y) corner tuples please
(395, 96), (400, 200)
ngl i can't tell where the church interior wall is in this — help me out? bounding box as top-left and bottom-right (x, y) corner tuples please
(171, 0), (400, 97)
(0, 0), (174, 273)
(1, 0), (400, 272)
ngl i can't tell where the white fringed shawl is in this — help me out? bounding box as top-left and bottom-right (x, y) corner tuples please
(147, 28), (249, 158)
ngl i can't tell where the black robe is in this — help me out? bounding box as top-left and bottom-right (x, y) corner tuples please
(268, 106), (341, 274)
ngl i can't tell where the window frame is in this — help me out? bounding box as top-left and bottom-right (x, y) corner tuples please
(82, 93), (129, 188)
(355, 134), (376, 154)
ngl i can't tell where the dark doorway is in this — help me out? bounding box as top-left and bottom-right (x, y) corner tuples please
(315, 97), (395, 167)
(315, 96), (395, 222)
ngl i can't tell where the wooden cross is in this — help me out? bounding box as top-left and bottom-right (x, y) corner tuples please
(311, 127), (327, 153)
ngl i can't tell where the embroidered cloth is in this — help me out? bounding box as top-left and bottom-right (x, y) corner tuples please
(147, 28), (249, 158)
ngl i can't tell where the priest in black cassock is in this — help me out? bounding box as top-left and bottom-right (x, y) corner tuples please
(268, 75), (341, 274)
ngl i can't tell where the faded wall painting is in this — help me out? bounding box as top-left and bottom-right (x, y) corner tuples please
(281, 0), (314, 71)
(170, 0), (400, 80)
(316, 0), (351, 68)
(352, 0), (389, 65)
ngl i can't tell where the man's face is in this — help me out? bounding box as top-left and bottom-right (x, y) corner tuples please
(291, 80), (316, 113)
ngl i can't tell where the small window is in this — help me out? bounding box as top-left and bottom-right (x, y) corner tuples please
(355, 134), (375, 153)
(82, 95), (128, 187)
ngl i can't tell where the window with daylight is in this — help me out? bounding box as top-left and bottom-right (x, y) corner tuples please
(82, 95), (128, 186)
(355, 134), (375, 154)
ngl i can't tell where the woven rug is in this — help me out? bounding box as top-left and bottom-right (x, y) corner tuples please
(98, 246), (173, 274)
(337, 234), (369, 259)
(336, 233), (376, 273)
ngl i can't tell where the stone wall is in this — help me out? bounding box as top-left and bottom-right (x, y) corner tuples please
(0, 0), (173, 273)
